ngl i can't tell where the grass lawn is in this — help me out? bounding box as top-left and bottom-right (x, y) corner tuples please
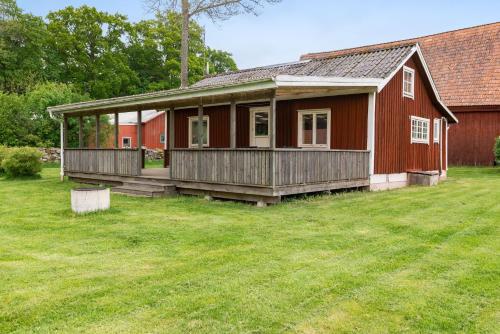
(0, 167), (499, 333)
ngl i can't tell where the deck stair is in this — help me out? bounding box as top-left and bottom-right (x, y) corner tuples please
(112, 180), (177, 198)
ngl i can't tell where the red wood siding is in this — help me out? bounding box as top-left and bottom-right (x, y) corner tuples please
(448, 109), (500, 166)
(171, 95), (368, 150)
(174, 105), (231, 148)
(375, 55), (448, 174)
(118, 125), (138, 148)
(143, 113), (165, 149)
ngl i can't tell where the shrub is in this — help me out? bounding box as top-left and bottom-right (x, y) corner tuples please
(1, 147), (42, 177)
(495, 137), (500, 165)
(0, 145), (8, 173)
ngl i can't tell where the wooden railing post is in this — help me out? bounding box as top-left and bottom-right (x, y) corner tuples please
(137, 110), (142, 175)
(95, 114), (100, 149)
(269, 94), (277, 187)
(114, 112), (119, 148)
(168, 107), (175, 178)
(78, 116), (83, 148)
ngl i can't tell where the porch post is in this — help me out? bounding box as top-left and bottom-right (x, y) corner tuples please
(78, 116), (84, 148)
(367, 92), (376, 176)
(168, 107), (175, 179)
(230, 100), (236, 148)
(269, 94), (276, 149)
(114, 112), (119, 148)
(269, 93), (276, 188)
(60, 120), (65, 182)
(137, 110), (142, 174)
(197, 101), (204, 149)
(95, 114), (100, 149)
(63, 116), (69, 149)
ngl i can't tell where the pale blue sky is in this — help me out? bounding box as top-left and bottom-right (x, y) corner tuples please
(18, 0), (499, 69)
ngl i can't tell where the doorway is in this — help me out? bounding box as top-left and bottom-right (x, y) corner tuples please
(250, 107), (270, 147)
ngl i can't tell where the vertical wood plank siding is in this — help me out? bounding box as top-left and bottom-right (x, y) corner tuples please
(171, 95), (368, 150)
(448, 109), (500, 166)
(64, 149), (140, 176)
(375, 55), (449, 174)
(171, 149), (369, 187)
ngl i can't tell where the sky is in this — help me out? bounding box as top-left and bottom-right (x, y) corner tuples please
(18, 0), (500, 69)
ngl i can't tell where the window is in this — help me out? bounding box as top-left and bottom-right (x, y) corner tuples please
(188, 116), (209, 147)
(403, 66), (415, 98)
(122, 137), (131, 148)
(160, 133), (166, 144)
(411, 116), (430, 144)
(298, 109), (331, 148)
(433, 119), (440, 143)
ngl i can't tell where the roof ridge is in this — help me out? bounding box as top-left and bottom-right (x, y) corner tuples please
(301, 21), (499, 60)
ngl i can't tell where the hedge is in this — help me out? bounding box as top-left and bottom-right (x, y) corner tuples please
(1, 147), (43, 177)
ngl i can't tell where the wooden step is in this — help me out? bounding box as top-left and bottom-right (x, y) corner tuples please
(111, 181), (176, 198)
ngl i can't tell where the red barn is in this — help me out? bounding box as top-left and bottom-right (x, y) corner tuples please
(118, 111), (166, 150)
(302, 22), (500, 166)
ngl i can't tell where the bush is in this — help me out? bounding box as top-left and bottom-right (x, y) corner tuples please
(1, 147), (42, 177)
(0, 145), (8, 173)
(495, 137), (500, 165)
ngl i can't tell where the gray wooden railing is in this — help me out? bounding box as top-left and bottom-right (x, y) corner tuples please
(170, 148), (369, 187)
(64, 149), (140, 176)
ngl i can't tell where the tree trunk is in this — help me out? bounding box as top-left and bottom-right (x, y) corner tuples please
(180, 0), (190, 88)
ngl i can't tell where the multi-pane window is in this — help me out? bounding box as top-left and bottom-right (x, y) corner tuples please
(433, 119), (440, 143)
(254, 112), (269, 137)
(411, 116), (429, 144)
(189, 116), (209, 147)
(160, 133), (166, 144)
(122, 137), (131, 148)
(403, 66), (415, 98)
(298, 109), (330, 148)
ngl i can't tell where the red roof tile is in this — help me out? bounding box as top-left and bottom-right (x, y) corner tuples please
(301, 23), (500, 107)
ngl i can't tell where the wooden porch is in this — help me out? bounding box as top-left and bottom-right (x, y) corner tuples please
(64, 148), (370, 203)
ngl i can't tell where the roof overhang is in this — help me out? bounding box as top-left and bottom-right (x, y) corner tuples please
(47, 76), (383, 117)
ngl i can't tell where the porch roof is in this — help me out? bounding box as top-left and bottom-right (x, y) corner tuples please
(47, 76), (382, 117)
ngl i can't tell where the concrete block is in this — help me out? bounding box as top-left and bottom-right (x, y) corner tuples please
(71, 188), (110, 214)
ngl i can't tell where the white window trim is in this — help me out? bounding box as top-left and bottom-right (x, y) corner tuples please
(433, 119), (440, 143)
(410, 116), (430, 144)
(403, 66), (415, 99)
(188, 116), (210, 148)
(297, 109), (331, 149)
(250, 106), (270, 139)
(122, 137), (132, 148)
(160, 133), (166, 144)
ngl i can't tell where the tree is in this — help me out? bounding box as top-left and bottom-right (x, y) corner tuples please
(0, 0), (47, 93)
(206, 47), (237, 74)
(45, 6), (139, 99)
(145, 0), (280, 88)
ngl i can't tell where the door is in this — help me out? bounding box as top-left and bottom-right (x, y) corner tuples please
(250, 107), (270, 147)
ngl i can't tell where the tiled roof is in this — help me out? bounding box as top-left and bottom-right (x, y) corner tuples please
(301, 22), (500, 107)
(192, 44), (416, 88)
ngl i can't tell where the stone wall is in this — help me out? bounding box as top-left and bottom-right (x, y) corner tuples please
(38, 147), (165, 163)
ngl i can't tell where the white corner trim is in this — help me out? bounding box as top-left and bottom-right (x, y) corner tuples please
(60, 121), (64, 181)
(367, 92), (376, 175)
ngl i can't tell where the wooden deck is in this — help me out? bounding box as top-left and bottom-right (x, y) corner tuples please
(65, 148), (370, 204)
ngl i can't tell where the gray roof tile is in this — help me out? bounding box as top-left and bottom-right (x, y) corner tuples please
(192, 44), (415, 88)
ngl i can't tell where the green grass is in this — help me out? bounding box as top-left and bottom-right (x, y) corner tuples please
(0, 167), (499, 333)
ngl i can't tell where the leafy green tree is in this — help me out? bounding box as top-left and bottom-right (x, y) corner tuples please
(0, 92), (33, 146)
(0, 0), (47, 93)
(24, 83), (88, 147)
(45, 6), (139, 99)
(206, 47), (237, 75)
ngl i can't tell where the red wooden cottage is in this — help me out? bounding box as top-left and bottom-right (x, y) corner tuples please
(50, 43), (457, 203)
(302, 22), (500, 166)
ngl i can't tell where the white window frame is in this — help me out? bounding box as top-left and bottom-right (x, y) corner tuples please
(410, 116), (430, 144)
(122, 137), (132, 148)
(188, 116), (210, 148)
(160, 133), (166, 144)
(297, 109), (331, 149)
(433, 119), (440, 143)
(403, 66), (415, 99)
